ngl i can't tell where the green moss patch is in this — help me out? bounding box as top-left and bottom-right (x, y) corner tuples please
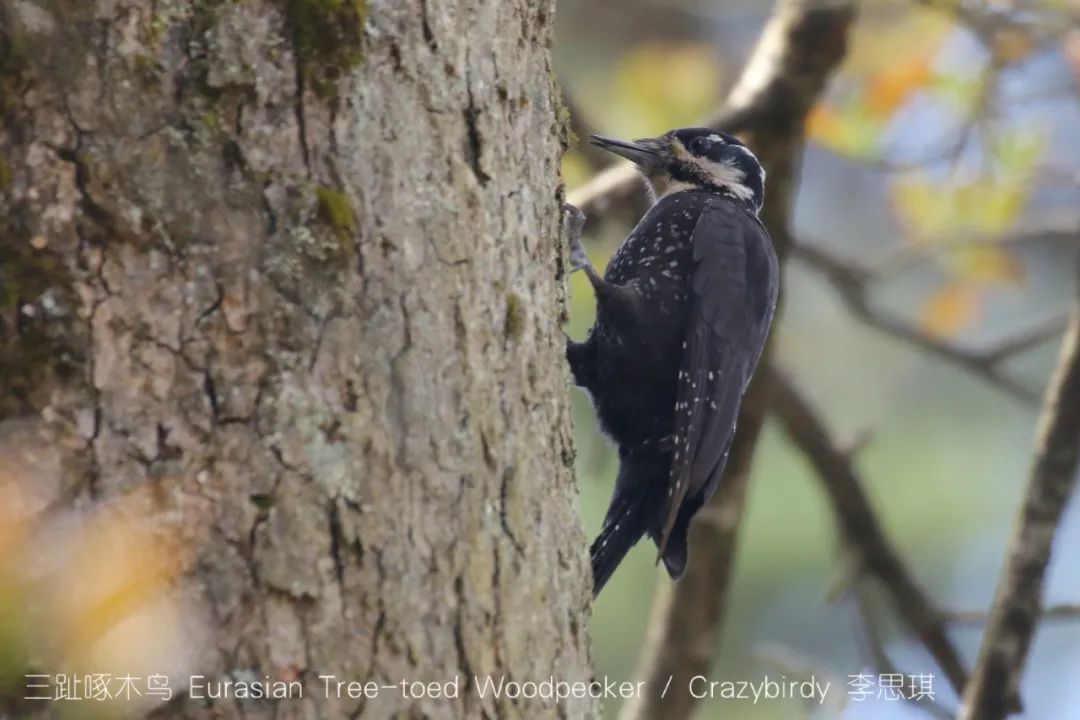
(504, 292), (526, 340)
(315, 185), (357, 235)
(279, 0), (367, 97)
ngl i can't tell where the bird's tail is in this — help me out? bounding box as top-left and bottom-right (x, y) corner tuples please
(590, 497), (648, 597)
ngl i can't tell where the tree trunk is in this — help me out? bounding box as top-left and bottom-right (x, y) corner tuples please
(0, 1), (595, 718)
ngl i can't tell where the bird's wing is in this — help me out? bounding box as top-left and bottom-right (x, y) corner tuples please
(657, 199), (778, 556)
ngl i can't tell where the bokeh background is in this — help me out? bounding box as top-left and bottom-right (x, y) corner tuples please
(557, 0), (1080, 717)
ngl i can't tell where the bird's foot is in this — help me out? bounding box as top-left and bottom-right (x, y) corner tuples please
(563, 203), (591, 273)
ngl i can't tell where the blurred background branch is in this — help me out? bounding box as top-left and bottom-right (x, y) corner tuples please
(945, 602), (1080, 625)
(792, 238), (1070, 404)
(959, 266), (1080, 720)
(770, 366), (969, 700)
(853, 583), (956, 720)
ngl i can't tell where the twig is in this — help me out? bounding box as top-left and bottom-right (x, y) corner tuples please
(852, 585), (956, 720)
(769, 367), (970, 699)
(958, 265), (1080, 720)
(945, 603), (1080, 625)
(871, 221), (1080, 278)
(792, 240), (1070, 405)
(614, 3), (857, 720)
(915, 0), (1079, 49)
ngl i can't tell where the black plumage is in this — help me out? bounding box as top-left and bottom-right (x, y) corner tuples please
(566, 127), (779, 595)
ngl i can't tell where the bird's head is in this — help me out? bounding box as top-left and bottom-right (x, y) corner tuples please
(590, 127), (765, 213)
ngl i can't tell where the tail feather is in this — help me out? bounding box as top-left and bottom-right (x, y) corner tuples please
(659, 527), (688, 579)
(590, 499), (647, 596)
(655, 493), (702, 581)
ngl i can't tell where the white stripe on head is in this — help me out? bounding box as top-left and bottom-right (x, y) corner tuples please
(704, 158), (755, 202)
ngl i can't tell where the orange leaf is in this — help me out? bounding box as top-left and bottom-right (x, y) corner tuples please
(807, 101), (883, 158)
(920, 283), (981, 339)
(866, 58), (933, 116)
(806, 103), (840, 141)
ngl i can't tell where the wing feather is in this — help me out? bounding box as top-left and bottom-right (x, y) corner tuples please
(657, 200), (778, 556)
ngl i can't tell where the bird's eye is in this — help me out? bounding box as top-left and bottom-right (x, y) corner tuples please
(688, 137), (711, 155)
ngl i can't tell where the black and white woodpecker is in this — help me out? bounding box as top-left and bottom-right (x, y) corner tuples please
(565, 127), (779, 596)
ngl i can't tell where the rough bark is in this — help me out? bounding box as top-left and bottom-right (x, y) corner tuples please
(0, 1), (595, 718)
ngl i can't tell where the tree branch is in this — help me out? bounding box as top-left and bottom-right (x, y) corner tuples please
(614, 3), (856, 719)
(769, 367), (970, 699)
(945, 603), (1080, 625)
(871, 220), (1080, 278)
(852, 585), (956, 720)
(792, 240), (1069, 405)
(959, 265), (1080, 720)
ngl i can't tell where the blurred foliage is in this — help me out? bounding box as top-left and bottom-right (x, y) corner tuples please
(0, 465), (192, 717)
(787, 2), (1052, 341)
(807, 56), (937, 159)
(892, 128), (1044, 337)
(608, 43), (722, 134)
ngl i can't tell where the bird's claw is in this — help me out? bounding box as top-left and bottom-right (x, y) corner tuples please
(563, 202), (586, 237)
(563, 203), (589, 273)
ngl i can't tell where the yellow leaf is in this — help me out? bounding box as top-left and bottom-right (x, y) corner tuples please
(920, 283), (982, 339)
(24, 485), (203, 680)
(893, 172), (1031, 240)
(56, 509), (181, 658)
(947, 245), (1025, 286)
(972, 182), (1026, 233)
(992, 129), (1047, 178)
(807, 101), (883, 158)
(893, 180), (956, 238)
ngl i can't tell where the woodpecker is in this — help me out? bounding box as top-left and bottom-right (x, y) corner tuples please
(565, 127), (778, 596)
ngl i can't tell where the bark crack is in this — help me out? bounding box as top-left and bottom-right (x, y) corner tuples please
(419, 0), (438, 52)
(462, 66), (490, 185)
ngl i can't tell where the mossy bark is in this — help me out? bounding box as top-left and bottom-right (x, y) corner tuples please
(0, 1), (595, 718)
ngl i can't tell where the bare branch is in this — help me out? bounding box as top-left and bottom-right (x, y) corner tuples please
(852, 586), (956, 720)
(872, 220), (1080, 278)
(769, 367), (969, 698)
(792, 240), (1070, 404)
(945, 603), (1080, 625)
(615, 3), (857, 719)
(915, 0), (1080, 48)
(982, 315), (1072, 365)
(959, 268), (1080, 720)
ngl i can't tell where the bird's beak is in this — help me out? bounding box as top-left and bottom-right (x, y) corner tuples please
(590, 134), (665, 170)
